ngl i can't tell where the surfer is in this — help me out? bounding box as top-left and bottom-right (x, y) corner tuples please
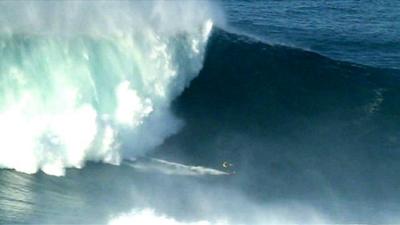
(222, 161), (236, 175)
(222, 161), (232, 168)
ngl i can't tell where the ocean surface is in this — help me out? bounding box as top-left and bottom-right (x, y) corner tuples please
(222, 0), (400, 69)
(0, 1), (399, 224)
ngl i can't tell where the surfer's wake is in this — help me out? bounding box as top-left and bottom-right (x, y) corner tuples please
(123, 157), (231, 176)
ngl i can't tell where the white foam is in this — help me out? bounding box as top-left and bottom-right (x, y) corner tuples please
(0, 1), (219, 175)
(124, 158), (230, 176)
(109, 208), (227, 225)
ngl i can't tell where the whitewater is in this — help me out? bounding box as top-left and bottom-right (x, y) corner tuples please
(0, 1), (215, 176)
(1, 1), (400, 224)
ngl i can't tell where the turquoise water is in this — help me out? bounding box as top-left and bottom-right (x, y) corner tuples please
(1, 1), (399, 224)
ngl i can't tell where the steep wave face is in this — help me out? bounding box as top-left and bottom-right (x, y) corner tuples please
(157, 29), (400, 222)
(0, 1), (215, 176)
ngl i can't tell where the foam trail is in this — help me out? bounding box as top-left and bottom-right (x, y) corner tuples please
(0, 1), (217, 175)
(123, 158), (231, 176)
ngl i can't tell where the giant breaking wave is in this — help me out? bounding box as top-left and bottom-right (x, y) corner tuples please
(0, 1), (216, 175)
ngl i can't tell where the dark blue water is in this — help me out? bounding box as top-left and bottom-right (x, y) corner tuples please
(1, 1), (400, 224)
(221, 0), (400, 69)
(155, 1), (400, 223)
(158, 27), (400, 223)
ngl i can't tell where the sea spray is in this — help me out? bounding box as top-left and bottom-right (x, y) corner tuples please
(0, 1), (216, 175)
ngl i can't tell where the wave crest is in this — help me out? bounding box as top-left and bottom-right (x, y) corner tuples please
(0, 1), (217, 175)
